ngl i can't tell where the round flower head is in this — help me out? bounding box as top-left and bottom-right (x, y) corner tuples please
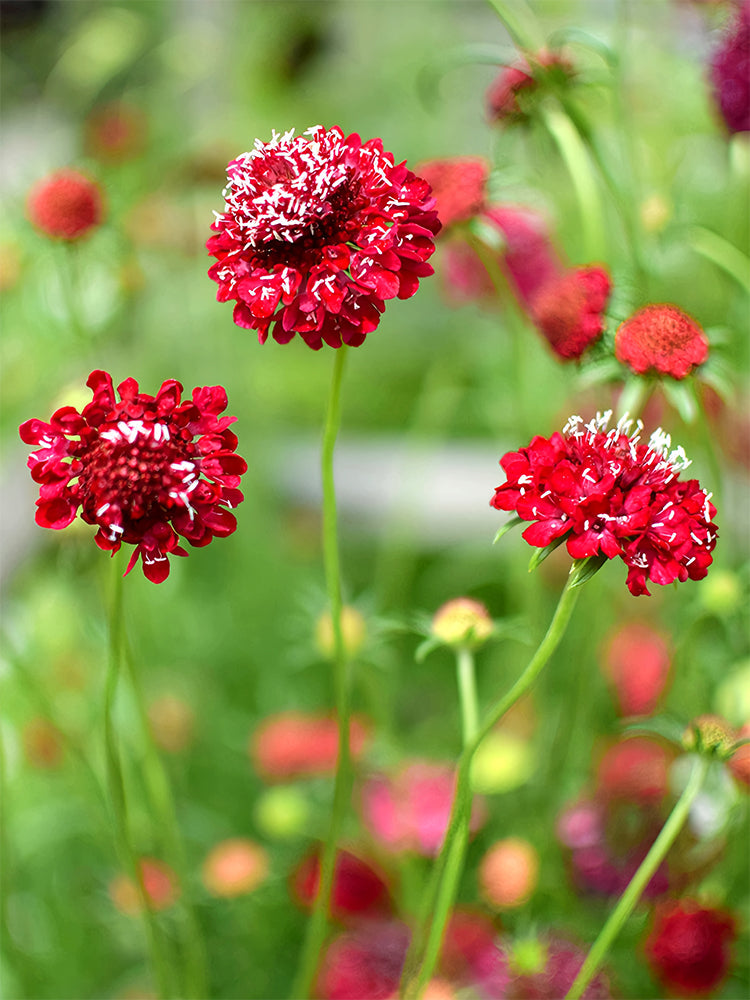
(490, 411), (718, 596)
(207, 126), (440, 349)
(416, 157), (489, 230)
(530, 266), (612, 360)
(615, 304), (709, 379)
(710, 0), (750, 134)
(27, 169), (104, 241)
(19, 371), (247, 583)
(645, 900), (737, 996)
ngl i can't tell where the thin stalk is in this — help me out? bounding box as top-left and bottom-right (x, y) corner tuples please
(57, 243), (88, 342)
(485, 0), (541, 51)
(565, 755), (710, 1000)
(291, 345), (351, 1000)
(104, 562), (175, 999)
(539, 105), (606, 261)
(456, 647), (479, 747)
(402, 564), (584, 998)
(122, 638), (208, 1000)
(615, 378), (653, 424)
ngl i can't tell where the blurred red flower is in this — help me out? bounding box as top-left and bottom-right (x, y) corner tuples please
(710, 0), (750, 133)
(490, 412), (718, 596)
(27, 169), (103, 241)
(250, 711), (370, 782)
(602, 621), (672, 716)
(290, 847), (392, 922)
(20, 371), (246, 582)
(645, 900), (737, 995)
(207, 126), (440, 349)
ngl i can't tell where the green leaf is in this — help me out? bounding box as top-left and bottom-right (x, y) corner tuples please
(493, 516), (525, 545)
(620, 715), (686, 746)
(415, 637), (443, 664)
(569, 553), (608, 588)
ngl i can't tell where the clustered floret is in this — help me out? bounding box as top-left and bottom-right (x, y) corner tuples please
(491, 412), (717, 596)
(207, 126), (440, 349)
(20, 370), (246, 582)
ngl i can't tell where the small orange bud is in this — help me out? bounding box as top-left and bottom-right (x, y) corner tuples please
(479, 837), (539, 909)
(201, 838), (269, 897)
(109, 858), (179, 915)
(148, 694), (195, 754)
(682, 714), (736, 757)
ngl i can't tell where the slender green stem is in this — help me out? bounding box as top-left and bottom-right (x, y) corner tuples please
(485, 0), (541, 51)
(565, 755), (710, 1000)
(456, 647), (479, 747)
(122, 639), (208, 1000)
(402, 564), (584, 998)
(291, 345), (351, 1000)
(104, 561), (174, 999)
(57, 243), (88, 342)
(615, 378), (653, 424)
(539, 105), (606, 261)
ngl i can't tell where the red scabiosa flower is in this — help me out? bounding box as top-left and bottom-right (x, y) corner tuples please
(416, 157), (489, 230)
(615, 304), (709, 379)
(645, 900), (737, 995)
(710, 0), (750, 134)
(486, 50), (575, 125)
(490, 411), (718, 596)
(27, 169), (104, 241)
(207, 126), (440, 349)
(19, 371), (246, 583)
(530, 266), (612, 360)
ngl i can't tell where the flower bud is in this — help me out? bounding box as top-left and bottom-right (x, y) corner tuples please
(682, 714), (736, 758)
(315, 605), (366, 661)
(479, 837), (539, 909)
(201, 838), (269, 897)
(254, 786), (310, 839)
(431, 598), (493, 649)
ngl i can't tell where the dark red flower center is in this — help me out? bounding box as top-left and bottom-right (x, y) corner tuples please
(76, 421), (197, 535)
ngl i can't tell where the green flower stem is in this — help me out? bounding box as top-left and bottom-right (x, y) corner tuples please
(292, 345), (351, 1000)
(402, 564), (584, 998)
(691, 380), (724, 517)
(57, 243), (87, 342)
(485, 0), (541, 51)
(539, 105), (606, 261)
(104, 561), (175, 999)
(456, 647), (479, 747)
(122, 638), (208, 1000)
(565, 754), (710, 1000)
(615, 378), (653, 424)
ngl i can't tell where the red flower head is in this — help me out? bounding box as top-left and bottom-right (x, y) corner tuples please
(530, 266), (612, 359)
(487, 50), (575, 125)
(290, 847), (392, 923)
(645, 900), (737, 996)
(710, 0), (750, 134)
(317, 920), (411, 1000)
(250, 710), (371, 782)
(490, 411), (718, 596)
(27, 169), (104, 241)
(416, 157), (489, 230)
(19, 371), (246, 583)
(207, 126), (440, 349)
(615, 304), (709, 379)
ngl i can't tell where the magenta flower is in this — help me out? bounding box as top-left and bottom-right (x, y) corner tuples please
(207, 126), (440, 349)
(491, 412), (717, 596)
(645, 900), (737, 996)
(20, 371), (246, 582)
(710, 0), (750, 134)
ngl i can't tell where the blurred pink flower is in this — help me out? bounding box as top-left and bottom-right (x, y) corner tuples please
(602, 621), (672, 716)
(250, 711), (370, 782)
(361, 761), (486, 857)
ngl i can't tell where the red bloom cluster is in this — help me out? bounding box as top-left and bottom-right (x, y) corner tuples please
(20, 371), (246, 583)
(290, 848), (392, 923)
(27, 169), (103, 241)
(416, 157), (611, 359)
(207, 126), (440, 349)
(645, 900), (737, 996)
(491, 412), (718, 596)
(710, 0), (750, 134)
(615, 304), (709, 379)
